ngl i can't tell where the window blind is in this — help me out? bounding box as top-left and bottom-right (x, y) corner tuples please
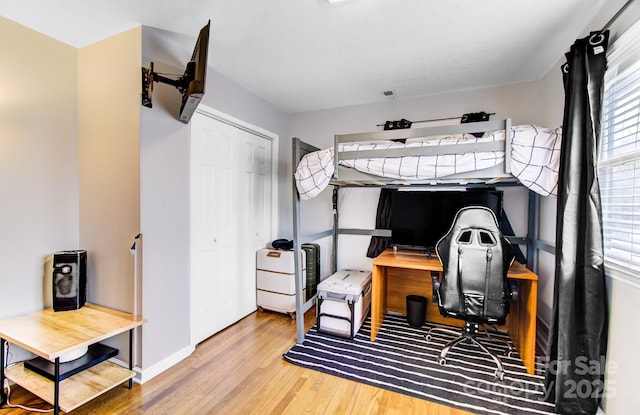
(599, 20), (640, 287)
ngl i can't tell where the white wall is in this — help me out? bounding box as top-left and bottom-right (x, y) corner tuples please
(77, 26), (142, 362)
(605, 280), (640, 413)
(139, 26), (290, 373)
(0, 17), (79, 331)
(139, 56), (193, 370)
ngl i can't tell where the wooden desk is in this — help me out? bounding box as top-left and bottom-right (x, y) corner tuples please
(0, 303), (146, 414)
(371, 249), (538, 375)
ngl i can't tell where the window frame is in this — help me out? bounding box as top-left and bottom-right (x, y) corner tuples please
(598, 20), (640, 289)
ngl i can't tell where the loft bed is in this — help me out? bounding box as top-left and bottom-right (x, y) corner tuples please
(290, 119), (561, 343)
(295, 119), (562, 199)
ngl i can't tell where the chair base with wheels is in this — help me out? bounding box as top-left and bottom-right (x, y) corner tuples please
(426, 322), (514, 381)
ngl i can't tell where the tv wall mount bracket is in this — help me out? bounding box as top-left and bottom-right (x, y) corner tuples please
(141, 61), (195, 108)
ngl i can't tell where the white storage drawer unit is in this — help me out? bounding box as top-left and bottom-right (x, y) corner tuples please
(256, 249), (305, 318)
(317, 270), (372, 338)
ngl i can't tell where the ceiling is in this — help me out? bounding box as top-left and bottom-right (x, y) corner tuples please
(1, 0), (609, 113)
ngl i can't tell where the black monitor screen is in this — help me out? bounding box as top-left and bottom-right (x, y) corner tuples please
(389, 188), (503, 250)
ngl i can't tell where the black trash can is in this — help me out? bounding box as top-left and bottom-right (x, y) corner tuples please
(406, 295), (427, 327)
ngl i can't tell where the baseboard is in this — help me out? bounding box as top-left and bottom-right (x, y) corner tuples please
(109, 344), (195, 384)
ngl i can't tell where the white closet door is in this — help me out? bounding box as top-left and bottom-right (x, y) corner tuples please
(190, 112), (272, 345)
(236, 130), (271, 317)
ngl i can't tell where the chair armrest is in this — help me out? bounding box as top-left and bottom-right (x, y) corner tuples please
(431, 271), (441, 302)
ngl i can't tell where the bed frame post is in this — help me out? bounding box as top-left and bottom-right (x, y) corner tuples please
(504, 118), (512, 174)
(332, 187), (339, 274)
(292, 138), (306, 343)
(527, 190), (539, 273)
(333, 134), (339, 180)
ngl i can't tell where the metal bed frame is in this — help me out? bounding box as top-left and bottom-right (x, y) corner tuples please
(290, 119), (551, 344)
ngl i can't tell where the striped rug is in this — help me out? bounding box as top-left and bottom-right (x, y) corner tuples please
(284, 314), (556, 415)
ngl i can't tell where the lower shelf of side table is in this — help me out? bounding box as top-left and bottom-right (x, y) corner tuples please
(6, 360), (134, 413)
(24, 343), (118, 381)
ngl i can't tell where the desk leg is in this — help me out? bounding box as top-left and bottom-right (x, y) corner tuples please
(521, 279), (538, 375)
(370, 264), (388, 341)
(511, 278), (537, 375)
(1, 338), (6, 406)
(54, 357), (60, 415)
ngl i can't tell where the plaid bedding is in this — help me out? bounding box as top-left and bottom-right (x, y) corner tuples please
(294, 125), (561, 200)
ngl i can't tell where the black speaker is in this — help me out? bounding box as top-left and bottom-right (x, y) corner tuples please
(52, 250), (87, 312)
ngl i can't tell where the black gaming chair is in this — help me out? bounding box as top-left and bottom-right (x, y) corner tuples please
(426, 206), (515, 380)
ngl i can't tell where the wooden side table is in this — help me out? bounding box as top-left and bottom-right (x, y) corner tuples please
(0, 303), (146, 414)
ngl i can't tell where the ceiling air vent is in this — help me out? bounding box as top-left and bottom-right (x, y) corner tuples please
(381, 90), (397, 98)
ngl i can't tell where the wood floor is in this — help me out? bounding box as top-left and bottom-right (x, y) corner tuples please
(2, 309), (473, 415)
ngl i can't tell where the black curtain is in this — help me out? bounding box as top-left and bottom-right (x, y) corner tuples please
(367, 188), (394, 258)
(544, 31), (609, 414)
